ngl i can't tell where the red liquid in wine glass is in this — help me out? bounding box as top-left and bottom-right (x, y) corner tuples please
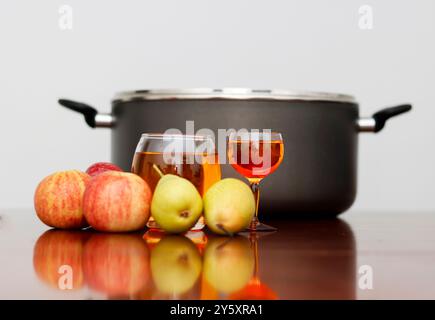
(228, 140), (284, 179)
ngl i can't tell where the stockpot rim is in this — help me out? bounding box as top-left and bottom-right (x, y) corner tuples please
(113, 88), (357, 104)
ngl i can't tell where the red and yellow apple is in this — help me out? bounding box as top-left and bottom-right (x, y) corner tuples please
(34, 170), (90, 229)
(86, 162), (123, 177)
(82, 233), (150, 297)
(33, 229), (88, 290)
(83, 171), (151, 232)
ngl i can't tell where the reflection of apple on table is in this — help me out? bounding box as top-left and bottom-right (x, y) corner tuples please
(82, 233), (150, 298)
(33, 229), (89, 290)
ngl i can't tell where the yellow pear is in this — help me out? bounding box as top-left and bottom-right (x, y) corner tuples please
(203, 178), (255, 235)
(151, 174), (203, 233)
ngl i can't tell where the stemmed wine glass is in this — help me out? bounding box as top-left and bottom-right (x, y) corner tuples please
(227, 131), (284, 231)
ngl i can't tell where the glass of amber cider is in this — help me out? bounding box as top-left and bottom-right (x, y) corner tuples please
(132, 133), (221, 230)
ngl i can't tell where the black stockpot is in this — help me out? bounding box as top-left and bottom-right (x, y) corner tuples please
(59, 89), (411, 217)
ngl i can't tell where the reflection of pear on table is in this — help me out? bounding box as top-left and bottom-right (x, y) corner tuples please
(143, 230), (207, 253)
(150, 235), (202, 297)
(203, 236), (255, 295)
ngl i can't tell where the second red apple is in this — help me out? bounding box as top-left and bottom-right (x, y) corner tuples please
(83, 171), (152, 232)
(86, 162), (123, 177)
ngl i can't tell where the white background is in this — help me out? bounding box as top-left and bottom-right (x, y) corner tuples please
(0, 0), (433, 212)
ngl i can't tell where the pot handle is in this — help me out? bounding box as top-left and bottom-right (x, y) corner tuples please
(357, 104), (412, 133)
(58, 99), (115, 128)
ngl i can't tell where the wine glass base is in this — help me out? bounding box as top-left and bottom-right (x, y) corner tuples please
(246, 222), (277, 232)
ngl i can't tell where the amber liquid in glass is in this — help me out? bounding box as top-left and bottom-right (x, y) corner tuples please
(132, 152), (221, 194)
(228, 140), (284, 180)
(131, 152), (221, 230)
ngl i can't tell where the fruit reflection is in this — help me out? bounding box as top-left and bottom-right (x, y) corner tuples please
(32, 229), (277, 299)
(82, 233), (150, 298)
(33, 230), (88, 290)
(143, 229), (208, 253)
(150, 235), (202, 296)
(203, 236), (255, 294)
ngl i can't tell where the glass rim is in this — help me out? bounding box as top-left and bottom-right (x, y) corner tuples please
(228, 131), (283, 140)
(140, 133), (214, 141)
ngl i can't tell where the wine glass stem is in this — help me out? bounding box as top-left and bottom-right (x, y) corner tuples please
(250, 181), (260, 229)
(250, 233), (260, 277)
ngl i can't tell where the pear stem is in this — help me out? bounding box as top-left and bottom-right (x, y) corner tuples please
(152, 164), (164, 178)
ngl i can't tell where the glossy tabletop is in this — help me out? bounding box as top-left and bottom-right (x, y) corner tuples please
(0, 210), (434, 299)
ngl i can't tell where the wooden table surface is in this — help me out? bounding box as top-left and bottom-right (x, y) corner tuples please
(0, 210), (434, 300)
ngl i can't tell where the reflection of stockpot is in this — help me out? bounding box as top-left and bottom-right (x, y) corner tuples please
(259, 219), (356, 299)
(59, 88), (411, 216)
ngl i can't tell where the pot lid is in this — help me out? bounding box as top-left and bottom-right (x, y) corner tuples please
(113, 88), (356, 103)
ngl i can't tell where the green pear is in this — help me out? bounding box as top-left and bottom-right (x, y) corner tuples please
(150, 235), (202, 295)
(203, 178), (255, 235)
(203, 236), (254, 294)
(151, 174), (203, 234)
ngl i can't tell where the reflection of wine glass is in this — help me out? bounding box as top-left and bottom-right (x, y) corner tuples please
(229, 233), (278, 300)
(132, 133), (221, 230)
(228, 131), (284, 231)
